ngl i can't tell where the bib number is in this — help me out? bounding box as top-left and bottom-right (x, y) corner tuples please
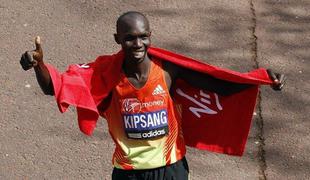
(122, 109), (169, 139)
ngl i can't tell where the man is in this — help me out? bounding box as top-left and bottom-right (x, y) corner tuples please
(20, 11), (285, 180)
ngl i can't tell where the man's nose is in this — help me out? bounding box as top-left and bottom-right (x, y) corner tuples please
(133, 38), (143, 47)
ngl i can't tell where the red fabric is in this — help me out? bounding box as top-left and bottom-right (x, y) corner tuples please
(46, 46), (272, 156)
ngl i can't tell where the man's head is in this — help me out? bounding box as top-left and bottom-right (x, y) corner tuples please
(114, 11), (151, 63)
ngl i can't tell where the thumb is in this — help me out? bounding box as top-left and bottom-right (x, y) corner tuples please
(267, 69), (279, 84)
(35, 36), (42, 52)
(33, 36), (43, 62)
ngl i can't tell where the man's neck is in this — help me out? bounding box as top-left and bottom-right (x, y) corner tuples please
(123, 55), (151, 80)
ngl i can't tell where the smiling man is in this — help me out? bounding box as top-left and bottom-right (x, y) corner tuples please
(115, 12), (152, 89)
(20, 11), (285, 180)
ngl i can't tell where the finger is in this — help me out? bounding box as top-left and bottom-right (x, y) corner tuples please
(277, 74), (285, 83)
(273, 77), (286, 91)
(267, 69), (279, 84)
(35, 36), (42, 51)
(275, 74), (286, 90)
(32, 52), (39, 66)
(26, 51), (34, 63)
(279, 76), (286, 90)
(21, 52), (26, 62)
(20, 53), (32, 70)
(20, 53), (28, 70)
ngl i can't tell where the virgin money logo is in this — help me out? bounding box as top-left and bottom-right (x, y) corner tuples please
(122, 98), (141, 113)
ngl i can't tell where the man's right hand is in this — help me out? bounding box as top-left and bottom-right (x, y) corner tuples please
(19, 36), (54, 95)
(20, 36), (43, 71)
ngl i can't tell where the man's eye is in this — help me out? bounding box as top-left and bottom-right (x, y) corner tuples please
(125, 36), (135, 41)
(141, 35), (148, 40)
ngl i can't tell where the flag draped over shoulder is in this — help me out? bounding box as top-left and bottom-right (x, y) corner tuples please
(46, 46), (272, 156)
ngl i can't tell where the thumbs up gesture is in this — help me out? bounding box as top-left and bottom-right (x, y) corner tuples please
(20, 36), (43, 70)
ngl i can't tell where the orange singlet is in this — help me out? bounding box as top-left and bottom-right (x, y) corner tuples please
(103, 58), (186, 170)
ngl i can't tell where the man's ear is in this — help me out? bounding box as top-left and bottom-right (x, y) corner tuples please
(114, 34), (120, 44)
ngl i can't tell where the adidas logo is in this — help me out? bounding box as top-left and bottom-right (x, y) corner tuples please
(152, 85), (166, 95)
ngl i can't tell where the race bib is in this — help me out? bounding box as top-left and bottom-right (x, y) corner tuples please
(120, 97), (169, 139)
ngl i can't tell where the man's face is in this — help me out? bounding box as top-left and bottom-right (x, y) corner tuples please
(115, 19), (151, 63)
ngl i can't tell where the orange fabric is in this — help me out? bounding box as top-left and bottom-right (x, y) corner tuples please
(103, 59), (186, 169)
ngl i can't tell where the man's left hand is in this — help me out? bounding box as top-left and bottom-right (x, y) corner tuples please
(267, 69), (286, 91)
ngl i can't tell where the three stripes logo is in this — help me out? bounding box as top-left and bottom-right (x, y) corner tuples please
(152, 85), (166, 95)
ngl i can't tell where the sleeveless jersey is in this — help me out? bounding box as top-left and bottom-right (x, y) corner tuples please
(103, 59), (186, 170)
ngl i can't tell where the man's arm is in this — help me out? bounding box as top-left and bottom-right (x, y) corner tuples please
(20, 36), (54, 95)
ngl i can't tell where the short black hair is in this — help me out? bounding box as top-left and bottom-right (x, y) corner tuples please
(116, 11), (149, 33)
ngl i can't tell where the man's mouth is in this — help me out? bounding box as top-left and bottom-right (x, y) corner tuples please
(132, 49), (145, 53)
(132, 50), (145, 56)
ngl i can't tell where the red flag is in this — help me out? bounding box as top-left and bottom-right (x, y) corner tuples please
(46, 47), (272, 156)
